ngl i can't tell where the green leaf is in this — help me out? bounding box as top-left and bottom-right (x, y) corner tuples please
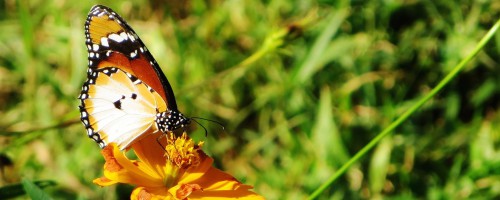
(312, 86), (350, 167)
(471, 79), (495, 107)
(369, 137), (393, 195)
(0, 180), (55, 199)
(0, 183), (26, 198)
(291, 9), (349, 84)
(21, 179), (55, 200)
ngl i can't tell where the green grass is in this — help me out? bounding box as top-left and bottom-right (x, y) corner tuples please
(0, 0), (499, 199)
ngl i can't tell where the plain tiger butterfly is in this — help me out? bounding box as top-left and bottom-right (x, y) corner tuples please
(79, 5), (190, 150)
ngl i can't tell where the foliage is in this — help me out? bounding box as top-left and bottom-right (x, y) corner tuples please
(0, 0), (499, 199)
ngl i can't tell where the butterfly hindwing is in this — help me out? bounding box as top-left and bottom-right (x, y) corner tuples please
(80, 67), (166, 150)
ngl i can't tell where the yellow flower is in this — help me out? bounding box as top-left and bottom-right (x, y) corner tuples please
(93, 132), (264, 200)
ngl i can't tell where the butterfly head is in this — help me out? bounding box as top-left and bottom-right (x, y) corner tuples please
(156, 110), (190, 133)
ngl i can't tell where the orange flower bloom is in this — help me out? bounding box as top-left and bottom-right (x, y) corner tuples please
(93, 132), (264, 200)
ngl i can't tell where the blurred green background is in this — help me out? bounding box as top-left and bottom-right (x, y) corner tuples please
(0, 0), (499, 199)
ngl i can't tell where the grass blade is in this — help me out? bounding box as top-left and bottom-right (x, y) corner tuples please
(21, 179), (54, 200)
(308, 18), (500, 200)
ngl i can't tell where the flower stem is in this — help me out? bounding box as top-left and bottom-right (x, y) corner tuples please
(308, 18), (500, 200)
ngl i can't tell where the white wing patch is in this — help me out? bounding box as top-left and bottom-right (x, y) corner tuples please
(79, 67), (166, 150)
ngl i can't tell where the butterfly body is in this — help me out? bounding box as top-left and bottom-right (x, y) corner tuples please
(79, 5), (189, 150)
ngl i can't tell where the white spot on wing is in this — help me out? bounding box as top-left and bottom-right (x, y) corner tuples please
(130, 50), (137, 58)
(108, 33), (124, 42)
(128, 33), (136, 42)
(101, 37), (110, 47)
(120, 32), (128, 40)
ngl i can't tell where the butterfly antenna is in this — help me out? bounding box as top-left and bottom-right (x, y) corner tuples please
(190, 117), (225, 131)
(191, 118), (209, 137)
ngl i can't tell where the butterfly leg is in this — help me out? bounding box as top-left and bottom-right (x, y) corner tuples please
(156, 134), (168, 155)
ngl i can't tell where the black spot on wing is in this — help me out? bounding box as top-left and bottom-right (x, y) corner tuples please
(113, 100), (122, 109)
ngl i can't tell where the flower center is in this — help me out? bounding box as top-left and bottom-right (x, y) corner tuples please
(162, 132), (204, 187)
(165, 132), (204, 168)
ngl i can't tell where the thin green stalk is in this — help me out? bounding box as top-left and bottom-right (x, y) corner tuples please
(308, 18), (500, 200)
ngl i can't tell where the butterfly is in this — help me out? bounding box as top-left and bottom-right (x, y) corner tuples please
(79, 5), (190, 150)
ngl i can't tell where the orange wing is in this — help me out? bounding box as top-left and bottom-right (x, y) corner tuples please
(85, 5), (176, 107)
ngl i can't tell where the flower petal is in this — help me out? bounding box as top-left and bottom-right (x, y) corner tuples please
(176, 183), (203, 199)
(194, 167), (247, 190)
(131, 133), (169, 178)
(93, 176), (117, 186)
(186, 189), (265, 200)
(177, 151), (213, 183)
(167, 151), (263, 199)
(100, 143), (164, 187)
(95, 138), (264, 199)
(131, 186), (174, 200)
(178, 153), (244, 190)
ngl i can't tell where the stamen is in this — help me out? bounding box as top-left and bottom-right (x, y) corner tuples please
(164, 133), (204, 169)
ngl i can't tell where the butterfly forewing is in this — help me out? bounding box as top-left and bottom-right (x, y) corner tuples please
(85, 5), (177, 106)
